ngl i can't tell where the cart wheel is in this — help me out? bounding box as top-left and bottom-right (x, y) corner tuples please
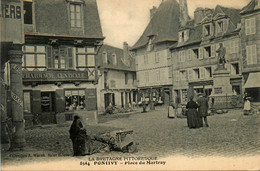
(127, 143), (137, 153)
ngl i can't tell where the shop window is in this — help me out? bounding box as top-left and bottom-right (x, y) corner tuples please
(24, 0), (32, 24)
(231, 63), (239, 75)
(182, 89), (188, 103)
(23, 45), (46, 68)
(76, 47), (95, 67)
(23, 91), (31, 113)
(232, 86), (241, 95)
(65, 90), (85, 111)
(70, 4), (82, 28)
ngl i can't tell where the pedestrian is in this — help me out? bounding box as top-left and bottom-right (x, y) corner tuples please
(244, 97), (251, 115)
(69, 115), (86, 156)
(186, 96), (200, 129)
(168, 102), (176, 118)
(197, 94), (209, 127)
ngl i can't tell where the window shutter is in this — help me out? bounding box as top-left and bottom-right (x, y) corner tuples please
(184, 30), (189, 42)
(210, 24), (214, 36)
(251, 17), (256, 34)
(67, 47), (73, 68)
(252, 45), (257, 64)
(211, 44), (216, 57)
(246, 46), (252, 65)
(168, 67), (172, 78)
(188, 69), (193, 81)
(178, 32), (182, 42)
(245, 19), (250, 35)
(199, 67), (205, 79)
(31, 90), (41, 115)
(46, 46), (52, 68)
(176, 71), (180, 81)
(199, 47), (203, 59)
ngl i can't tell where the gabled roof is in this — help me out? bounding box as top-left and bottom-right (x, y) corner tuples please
(213, 6), (241, 27)
(131, 0), (180, 50)
(96, 45), (135, 72)
(240, 0), (260, 15)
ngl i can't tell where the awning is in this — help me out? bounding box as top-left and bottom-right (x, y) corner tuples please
(244, 72), (260, 88)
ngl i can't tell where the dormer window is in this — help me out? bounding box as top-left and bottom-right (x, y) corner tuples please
(217, 21), (223, 32)
(204, 24), (211, 36)
(112, 53), (117, 65)
(178, 30), (189, 43)
(103, 52), (107, 64)
(67, 0), (84, 29)
(147, 36), (154, 51)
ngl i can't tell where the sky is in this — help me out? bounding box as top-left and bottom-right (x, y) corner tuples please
(97, 0), (251, 48)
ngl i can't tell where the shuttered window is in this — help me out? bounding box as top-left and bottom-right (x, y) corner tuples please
(245, 17), (256, 35)
(246, 44), (257, 65)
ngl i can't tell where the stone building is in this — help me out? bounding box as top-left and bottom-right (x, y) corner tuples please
(21, 0), (104, 125)
(170, 5), (243, 106)
(96, 43), (137, 112)
(130, 0), (188, 106)
(240, 0), (260, 102)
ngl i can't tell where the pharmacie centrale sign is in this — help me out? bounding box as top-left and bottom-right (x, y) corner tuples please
(0, 0), (24, 44)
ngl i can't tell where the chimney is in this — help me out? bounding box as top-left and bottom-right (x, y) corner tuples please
(123, 42), (129, 60)
(150, 6), (157, 20)
(194, 8), (213, 25)
(179, 0), (189, 27)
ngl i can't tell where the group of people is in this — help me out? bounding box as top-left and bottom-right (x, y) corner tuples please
(186, 94), (209, 129)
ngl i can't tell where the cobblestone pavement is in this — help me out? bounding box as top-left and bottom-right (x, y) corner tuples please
(2, 106), (260, 163)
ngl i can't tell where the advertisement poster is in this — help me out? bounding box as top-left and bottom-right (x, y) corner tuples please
(1, 0), (259, 170)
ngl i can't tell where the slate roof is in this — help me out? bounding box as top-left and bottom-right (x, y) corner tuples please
(29, 0), (103, 39)
(170, 5), (241, 50)
(96, 45), (136, 72)
(240, 0), (260, 15)
(131, 0), (180, 50)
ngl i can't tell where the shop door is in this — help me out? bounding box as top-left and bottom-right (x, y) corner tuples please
(41, 92), (56, 124)
(104, 93), (110, 109)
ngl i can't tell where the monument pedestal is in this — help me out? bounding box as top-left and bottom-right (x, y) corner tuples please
(210, 66), (234, 109)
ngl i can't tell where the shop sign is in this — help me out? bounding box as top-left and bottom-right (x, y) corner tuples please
(22, 71), (91, 82)
(0, 0), (24, 44)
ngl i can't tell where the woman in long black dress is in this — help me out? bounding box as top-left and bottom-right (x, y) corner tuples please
(69, 115), (86, 156)
(186, 96), (200, 129)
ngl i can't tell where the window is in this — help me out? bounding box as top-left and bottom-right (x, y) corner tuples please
(246, 45), (257, 65)
(76, 47), (95, 67)
(147, 37), (154, 51)
(180, 70), (186, 80)
(23, 91), (31, 113)
(51, 47), (73, 69)
(144, 55), (148, 64)
(70, 4), (82, 28)
(230, 39), (239, 54)
(125, 73), (128, 85)
(179, 31), (184, 43)
(145, 72), (149, 83)
(204, 24), (211, 36)
(205, 67), (212, 78)
(193, 69), (200, 80)
(193, 49), (199, 59)
(155, 53), (159, 63)
(24, 0), (32, 24)
(112, 53), (117, 65)
(156, 70), (160, 82)
(103, 52), (107, 64)
(23, 45), (46, 68)
(245, 17), (256, 35)
(182, 89), (188, 103)
(217, 21), (223, 33)
(231, 63), (239, 75)
(104, 71), (108, 88)
(204, 46), (211, 58)
(65, 90), (85, 111)
(179, 51), (185, 62)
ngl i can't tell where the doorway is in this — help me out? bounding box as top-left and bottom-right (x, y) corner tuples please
(41, 92), (56, 124)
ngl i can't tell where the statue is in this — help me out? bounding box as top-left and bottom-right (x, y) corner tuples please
(216, 43), (226, 68)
